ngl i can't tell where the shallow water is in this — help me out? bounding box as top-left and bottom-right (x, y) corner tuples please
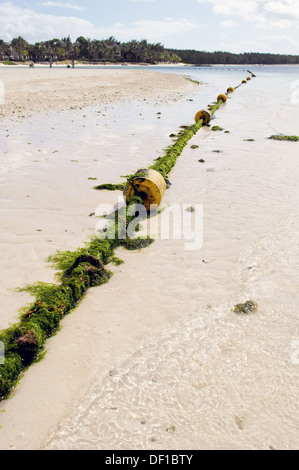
(41, 66), (299, 450)
(1, 65), (299, 450)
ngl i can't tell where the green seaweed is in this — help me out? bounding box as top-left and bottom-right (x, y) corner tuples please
(93, 89), (226, 193)
(0, 198), (153, 400)
(109, 256), (124, 266)
(184, 76), (201, 85)
(93, 183), (125, 191)
(268, 135), (299, 141)
(0, 76), (249, 400)
(150, 118), (204, 178)
(233, 300), (257, 314)
(211, 126), (223, 131)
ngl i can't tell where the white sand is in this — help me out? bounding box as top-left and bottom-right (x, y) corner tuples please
(0, 66), (298, 450)
(0, 67), (195, 120)
(0, 67), (199, 448)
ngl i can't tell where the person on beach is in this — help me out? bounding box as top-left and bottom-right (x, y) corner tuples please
(49, 59), (53, 68)
(72, 60), (75, 68)
(29, 61), (34, 68)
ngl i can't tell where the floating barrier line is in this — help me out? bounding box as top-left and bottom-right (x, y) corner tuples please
(0, 74), (254, 400)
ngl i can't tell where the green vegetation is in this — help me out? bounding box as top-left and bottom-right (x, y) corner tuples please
(2, 35), (299, 65)
(96, 92), (226, 192)
(93, 183), (125, 191)
(184, 76), (201, 85)
(168, 48), (299, 65)
(0, 78), (239, 400)
(0, 36), (181, 64)
(234, 300), (257, 314)
(0, 198), (153, 400)
(1, 60), (18, 65)
(268, 135), (299, 141)
(150, 122), (203, 178)
(211, 126), (223, 131)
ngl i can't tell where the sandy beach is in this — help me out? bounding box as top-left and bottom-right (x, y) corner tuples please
(0, 66), (195, 120)
(0, 65), (298, 450)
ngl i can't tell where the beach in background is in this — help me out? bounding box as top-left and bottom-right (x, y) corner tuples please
(0, 65), (298, 450)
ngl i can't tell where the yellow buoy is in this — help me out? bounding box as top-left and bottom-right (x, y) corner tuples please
(242, 80), (247, 84)
(217, 94), (227, 102)
(247, 77), (251, 81)
(123, 169), (166, 211)
(195, 109), (211, 125)
(227, 87), (234, 93)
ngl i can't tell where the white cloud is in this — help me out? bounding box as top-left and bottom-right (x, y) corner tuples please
(0, 2), (98, 42)
(259, 33), (299, 47)
(133, 18), (200, 37)
(197, 0), (258, 18)
(264, 0), (299, 19)
(40, 2), (87, 12)
(0, 3), (201, 46)
(100, 18), (202, 43)
(198, 0), (299, 23)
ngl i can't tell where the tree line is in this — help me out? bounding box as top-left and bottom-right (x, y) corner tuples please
(1, 36), (298, 65)
(168, 48), (299, 65)
(0, 36), (181, 64)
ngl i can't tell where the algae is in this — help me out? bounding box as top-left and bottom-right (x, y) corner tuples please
(184, 76), (201, 85)
(268, 135), (299, 141)
(0, 75), (251, 400)
(150, 118), (204, 178)
(94, 87), (227, 194)
(233, 300), (257, 314)
(0, 197), (153, 400)
(93, 183), (125, 191)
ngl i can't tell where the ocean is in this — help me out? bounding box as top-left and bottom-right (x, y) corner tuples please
(43, 64), (299, 450)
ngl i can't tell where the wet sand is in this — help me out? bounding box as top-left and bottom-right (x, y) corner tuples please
(0, 66), (298, 450)
(0, 67), (194, 120)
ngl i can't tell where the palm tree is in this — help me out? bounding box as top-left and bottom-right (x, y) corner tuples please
(10, 36), (29, 60)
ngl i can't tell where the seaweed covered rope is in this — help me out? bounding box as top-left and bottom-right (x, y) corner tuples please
(95, 73), (253, 200)
(0, 74), (254, 400)
(0, 196), (151, 400)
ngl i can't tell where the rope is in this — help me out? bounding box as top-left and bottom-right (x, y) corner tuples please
(0, 72), (255, 400)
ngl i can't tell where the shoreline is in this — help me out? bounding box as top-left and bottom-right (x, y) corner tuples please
(0, 69), (202, 449)
(0, 68), (198, 121)
(0, 66), (298, 450)
(0, 61), (188, 68)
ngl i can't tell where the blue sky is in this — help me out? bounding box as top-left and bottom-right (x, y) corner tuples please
(0, 0), (299, 54)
